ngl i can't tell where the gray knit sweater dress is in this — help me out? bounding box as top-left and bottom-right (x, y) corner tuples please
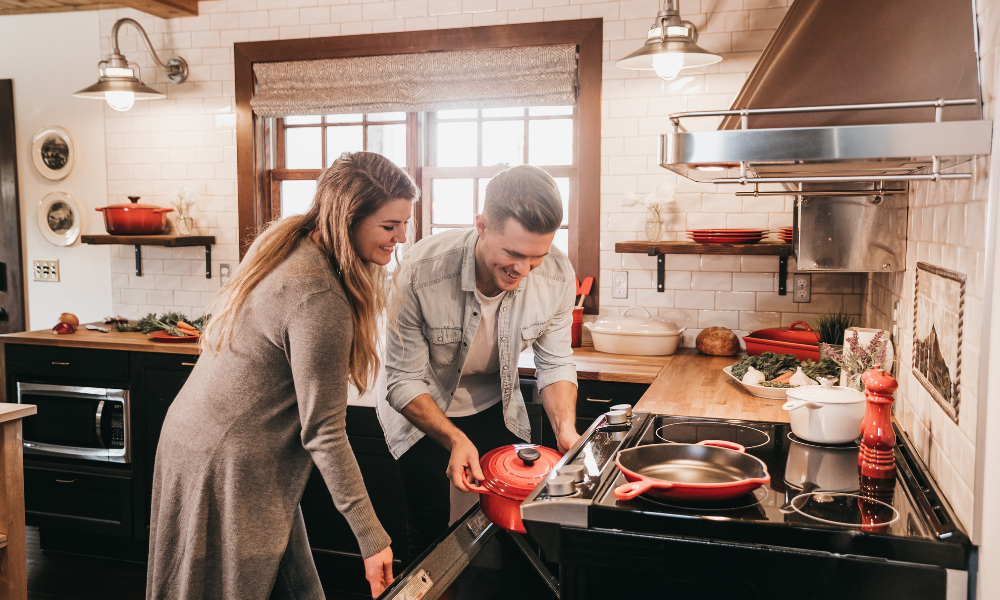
(146, 239), (392, 599)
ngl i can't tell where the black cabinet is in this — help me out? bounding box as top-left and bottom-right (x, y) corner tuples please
(520, 378), (651, 445)
(24, 462), (133, 537)
(6, 344), (129, 383)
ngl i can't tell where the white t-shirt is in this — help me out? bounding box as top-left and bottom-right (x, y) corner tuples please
(446, 287), (505, 417)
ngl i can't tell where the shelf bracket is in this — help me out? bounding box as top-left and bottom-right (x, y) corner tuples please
(647, 247), (665, 292)
(205, 245), (212, 279)
(778, 248), (789, 296)
(134, 245), (142, 277)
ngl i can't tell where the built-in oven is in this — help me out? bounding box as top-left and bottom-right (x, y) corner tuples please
(16, 383), (130, 463)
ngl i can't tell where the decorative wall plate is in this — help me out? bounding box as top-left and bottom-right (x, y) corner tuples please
(31, 126), (75, 180)
(37, 191), (81, 246)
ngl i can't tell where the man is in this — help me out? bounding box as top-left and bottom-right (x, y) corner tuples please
(378, 165), (581, 559)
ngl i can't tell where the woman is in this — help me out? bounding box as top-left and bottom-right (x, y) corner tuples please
(147, 152), (418, 600)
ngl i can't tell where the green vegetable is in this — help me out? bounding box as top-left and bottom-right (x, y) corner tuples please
(817, 311), (855, 345)
(760, 381), (794, 388)
(112, 312), (210, 336)
(730, 352), (799, 381)
(800, 358), (841, 381)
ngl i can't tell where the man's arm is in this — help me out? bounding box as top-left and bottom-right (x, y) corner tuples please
(400, 394), (483, 492)
(539, 380), (580, 452)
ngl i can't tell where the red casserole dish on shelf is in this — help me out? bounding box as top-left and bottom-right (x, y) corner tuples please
(742, 321), (821, 361)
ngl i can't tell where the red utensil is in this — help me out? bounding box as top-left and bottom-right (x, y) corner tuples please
(96, 196), (174, 235)
(148, 331), (199, 343)
(859, 369), (898, 479)
(576, 276), (593, 308)
(466, 444), (563, 533)
(613, 440), (770, 502)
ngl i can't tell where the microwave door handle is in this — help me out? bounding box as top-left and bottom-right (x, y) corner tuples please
(95, 400), (106, 449)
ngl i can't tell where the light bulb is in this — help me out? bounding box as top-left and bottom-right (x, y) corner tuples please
(652, 53), (685, 81)
(105, 91), (135, 112)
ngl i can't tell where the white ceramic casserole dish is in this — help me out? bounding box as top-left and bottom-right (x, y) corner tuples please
(583, 307), (686, 356)
(782, 380), (866, 444)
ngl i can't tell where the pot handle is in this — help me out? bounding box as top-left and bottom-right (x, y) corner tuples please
(622, 307), (652, 318)
(781, 399), (823, 411)
(583, 322), (593, 330)
(95, 207), (105, 212)
(154, 208), (175, 213)
(613, 478), (674, 501)
(788, 321), (813, 332)
(465, 481), (489, 494)
(698, 440), (745, 453)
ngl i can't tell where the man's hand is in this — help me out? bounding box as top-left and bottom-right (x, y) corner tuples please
(555, 425), (582, 454)
(447, 433), (484, 492)
(364, 545), (394, 597)
(540, 380), (581, 453)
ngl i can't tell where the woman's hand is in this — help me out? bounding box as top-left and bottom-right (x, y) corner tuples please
(364, 545), (394, 598)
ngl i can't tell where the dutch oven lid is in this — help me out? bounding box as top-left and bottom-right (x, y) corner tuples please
(479, 444), (562, 500)
(587, 307), (684, 336)
(102, 196), (171, 211)
(786, 381), (865, 404)
(747, 321), (820, 345)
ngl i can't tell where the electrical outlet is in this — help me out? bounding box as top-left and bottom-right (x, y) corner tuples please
(792, 273), (811, 303)
(32, 259), (60, 282)
(220, 263), (232, 286)
(612, 270), (628, 299)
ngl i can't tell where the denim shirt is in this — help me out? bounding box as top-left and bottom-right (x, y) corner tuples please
(377, 228), (578, 459)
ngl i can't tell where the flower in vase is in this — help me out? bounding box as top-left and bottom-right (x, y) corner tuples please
(821, 330), (888, 391)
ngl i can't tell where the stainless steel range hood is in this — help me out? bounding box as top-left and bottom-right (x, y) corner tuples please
(659, 0), (993, 185)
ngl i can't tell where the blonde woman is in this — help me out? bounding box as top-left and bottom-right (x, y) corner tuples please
(146, 152), (417, 600)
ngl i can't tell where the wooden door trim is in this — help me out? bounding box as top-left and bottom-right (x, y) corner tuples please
(0, 80), (25, 333)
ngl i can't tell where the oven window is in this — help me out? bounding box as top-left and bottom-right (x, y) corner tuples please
(21, 393), (104, 448)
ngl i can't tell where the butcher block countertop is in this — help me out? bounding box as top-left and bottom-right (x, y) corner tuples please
(0, 326), (200, 355)
(518, 346), (669, 384)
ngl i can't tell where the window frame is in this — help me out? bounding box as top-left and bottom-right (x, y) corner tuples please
(236, 20), (603, 312)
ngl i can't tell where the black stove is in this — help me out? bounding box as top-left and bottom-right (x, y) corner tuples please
(521, 412), (973, 600)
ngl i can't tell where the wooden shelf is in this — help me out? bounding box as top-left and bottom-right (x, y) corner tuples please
(614, 241), (792, 255)
(615, 241), (793, 296)
(82, 235), (216, 279)
(81, 235), (215, 247)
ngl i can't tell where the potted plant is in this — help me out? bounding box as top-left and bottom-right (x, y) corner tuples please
(821, 330), (889, 392)
(817, 311), (854, 361)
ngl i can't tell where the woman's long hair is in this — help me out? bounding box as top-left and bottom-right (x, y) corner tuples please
(201, 152), (418, 393)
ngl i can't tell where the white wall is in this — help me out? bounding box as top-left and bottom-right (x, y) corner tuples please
(0, 12), (112, 331)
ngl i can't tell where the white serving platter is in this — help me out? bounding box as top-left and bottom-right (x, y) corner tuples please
(723, 366), (790, 400)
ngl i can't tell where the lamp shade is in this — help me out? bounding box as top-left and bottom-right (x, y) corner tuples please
(72, 79), (166, 100)
(615, 38), (723, 71)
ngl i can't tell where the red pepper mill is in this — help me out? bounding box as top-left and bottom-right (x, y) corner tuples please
(859, 369), (898, 478)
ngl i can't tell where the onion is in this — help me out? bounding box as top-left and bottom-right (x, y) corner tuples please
(52, 322), (76, 335)
(58, 313), (80, 328)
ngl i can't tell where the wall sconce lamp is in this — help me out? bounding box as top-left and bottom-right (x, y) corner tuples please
(615, 0), (721, 81)
(73, 18), (188, 112)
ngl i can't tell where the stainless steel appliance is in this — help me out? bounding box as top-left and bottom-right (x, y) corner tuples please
(16, 383), (130, 463)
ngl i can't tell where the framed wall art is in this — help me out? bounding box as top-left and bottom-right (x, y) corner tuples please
(31, 126), (75, 181)
(912, 262), (965, 423)
(36, 191), (81, 246)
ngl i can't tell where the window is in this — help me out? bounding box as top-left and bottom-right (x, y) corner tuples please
(270, 112), (415, 219)
(422, 106), (576, 255)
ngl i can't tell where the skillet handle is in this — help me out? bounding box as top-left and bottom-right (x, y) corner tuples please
(613, 478), (673, 501)
(698, 440), (745, 453)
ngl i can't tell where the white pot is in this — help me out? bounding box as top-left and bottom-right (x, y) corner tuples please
(781, 379), (866, 444)
(784, 438), (860, 492)
(583, 307), (686, 356)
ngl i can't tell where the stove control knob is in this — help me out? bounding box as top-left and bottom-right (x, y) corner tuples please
(611, 404), (633, 417)
(547, 475), (576, 497)
(557, 464), (586, 483)
(606, 410), (628, 425)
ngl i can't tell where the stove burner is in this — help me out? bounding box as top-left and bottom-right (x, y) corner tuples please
(656, 422), (771, 450)
(787, 431), (861, 449)
(637, 485), (769, 512)
(790, 492), (899, 528)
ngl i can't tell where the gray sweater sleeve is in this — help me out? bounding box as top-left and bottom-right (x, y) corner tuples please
(286, 290), (392, 559)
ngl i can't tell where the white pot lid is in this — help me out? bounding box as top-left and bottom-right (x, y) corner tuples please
(587, 307), (685, 336)
(786, 381), (865, 405)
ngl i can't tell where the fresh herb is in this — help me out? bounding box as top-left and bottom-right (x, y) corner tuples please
(112, 312), (210, 336)
(760, 381), (794, 388)
(800, 358), (841, 381)
(730, 352), (799, 381)
(822, 330), (888, 391)
(817, 311), (856, 345)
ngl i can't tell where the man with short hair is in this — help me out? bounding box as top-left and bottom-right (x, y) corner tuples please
(378, 165), (581, 559)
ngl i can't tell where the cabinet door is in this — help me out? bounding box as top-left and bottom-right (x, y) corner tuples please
(24, 464), (133, 537)
(132, 353), (197, 539)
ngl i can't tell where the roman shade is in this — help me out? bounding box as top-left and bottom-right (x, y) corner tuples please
(250, 45), (578, 117)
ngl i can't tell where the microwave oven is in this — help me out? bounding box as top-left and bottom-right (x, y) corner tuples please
(16, 383), (130, 463)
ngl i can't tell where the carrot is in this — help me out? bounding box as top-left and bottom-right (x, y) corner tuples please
(177, 321), (198, 332)
(772, 371), (794, 384)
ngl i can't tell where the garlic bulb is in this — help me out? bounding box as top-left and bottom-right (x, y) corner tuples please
(741, 367), (766, 385)
(789, 366), (817, 387)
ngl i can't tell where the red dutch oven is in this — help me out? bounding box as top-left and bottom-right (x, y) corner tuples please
(96, 196), (174, 235)
(467, 444), (562, 534)
(614, 440), (770, 502)
(743, 321), (821, 362)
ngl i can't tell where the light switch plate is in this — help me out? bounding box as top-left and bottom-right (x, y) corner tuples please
(612, 271), (628, 299)
(220, 263), (232, 286)
(792, 273), (811, 303)
(32, 259), (60, 282)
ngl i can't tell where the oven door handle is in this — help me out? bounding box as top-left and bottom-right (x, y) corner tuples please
(95, 400), (106, 449)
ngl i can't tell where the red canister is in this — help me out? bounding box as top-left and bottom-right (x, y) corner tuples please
(571, 307), (584, 348)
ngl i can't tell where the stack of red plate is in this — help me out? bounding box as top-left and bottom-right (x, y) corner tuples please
(778, 226), (793, 243)
(687, 229), (766, 244)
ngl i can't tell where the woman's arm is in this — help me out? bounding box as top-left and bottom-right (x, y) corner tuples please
(286, 291), (393, 593)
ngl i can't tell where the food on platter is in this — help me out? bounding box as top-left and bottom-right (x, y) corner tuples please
(730, 353), (840, 388)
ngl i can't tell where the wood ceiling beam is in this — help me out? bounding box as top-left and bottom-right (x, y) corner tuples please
(112, 0), (197, 17)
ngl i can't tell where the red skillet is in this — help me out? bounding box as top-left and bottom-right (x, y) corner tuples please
(614, 440), (770, 502)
